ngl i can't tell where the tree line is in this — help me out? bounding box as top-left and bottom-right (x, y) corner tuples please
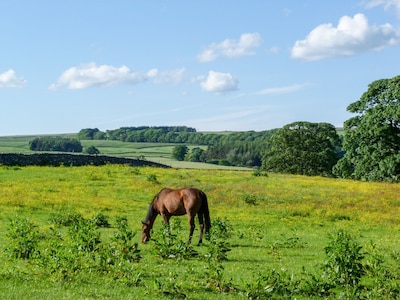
(76, 75), (400, 182)
(78, 126), (272, 146)
(29, 137), (99, 154)
(78, 126), (277, 168)
(30, 137), (83, 153)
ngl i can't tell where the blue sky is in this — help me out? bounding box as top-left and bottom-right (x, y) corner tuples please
(1, 0), (400, 135)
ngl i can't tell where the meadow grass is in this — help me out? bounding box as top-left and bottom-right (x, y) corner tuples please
(0, 165), (399, 299)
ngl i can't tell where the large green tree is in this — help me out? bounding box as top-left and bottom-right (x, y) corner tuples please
(262, 121), (340, 176)
(333, 75), (400, 182)
(185, 147), (205, 162)
(172, 145), (188, 161)
(78, 128), (101, 140)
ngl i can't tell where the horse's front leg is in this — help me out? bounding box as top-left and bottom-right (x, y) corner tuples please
(161, 214), (171, 236)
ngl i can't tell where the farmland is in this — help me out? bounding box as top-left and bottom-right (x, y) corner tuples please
(0, 165), (399, 299)
(0, 134), (248, 170)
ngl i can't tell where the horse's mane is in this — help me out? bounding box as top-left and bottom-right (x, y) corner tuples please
(144, 199), (157, 223)
(144, 188), (173, 222)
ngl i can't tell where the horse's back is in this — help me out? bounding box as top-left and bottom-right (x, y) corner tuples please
(158, 188), (204, 216)
(181, 188), (204, 212)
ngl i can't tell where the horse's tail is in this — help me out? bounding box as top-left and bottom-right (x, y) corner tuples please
(201, 191), (211, 233)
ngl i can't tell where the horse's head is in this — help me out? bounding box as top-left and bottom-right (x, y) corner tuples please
(141, 221), (151, 243)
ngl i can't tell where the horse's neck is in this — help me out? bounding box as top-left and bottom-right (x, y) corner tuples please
(145, 202), (158, 225)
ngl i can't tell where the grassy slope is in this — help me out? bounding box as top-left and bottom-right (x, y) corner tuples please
(0, 134), (249, 170)
(0, 166), (399, 299)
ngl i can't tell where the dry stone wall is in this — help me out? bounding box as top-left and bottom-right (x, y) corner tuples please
(0, 153), (168, 168)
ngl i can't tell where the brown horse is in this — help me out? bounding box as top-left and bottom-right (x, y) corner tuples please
(141, 187), (211, 244)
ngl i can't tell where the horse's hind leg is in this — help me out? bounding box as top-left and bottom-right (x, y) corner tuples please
(188, 215), (195, 244)
(198, 213), (205, 245)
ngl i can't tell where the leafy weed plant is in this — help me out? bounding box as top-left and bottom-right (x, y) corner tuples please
(242, 193), (259, 205)
(68, 218), (101, 252)
(49, 211), (83, 226)
(204, 218), (233, 291)
(151, 223), (198, 259)
(322, 229), (365, 287)
(6, 216), (41, 259)
(109, 216), (141, 263)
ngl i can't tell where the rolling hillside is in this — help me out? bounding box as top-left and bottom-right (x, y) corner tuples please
(0, 134), (249, 170)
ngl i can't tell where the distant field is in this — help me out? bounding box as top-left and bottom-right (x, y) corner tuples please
(0, 134), (249, 170)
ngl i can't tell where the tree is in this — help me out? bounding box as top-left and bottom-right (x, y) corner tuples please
(78, 128), (101, 140)
(172, 145), (188, 161)
(85, 145), (100, 155)
(185, 147), (205, 162)
(333, 75), (400, 182)
(262, 121), (340, 176)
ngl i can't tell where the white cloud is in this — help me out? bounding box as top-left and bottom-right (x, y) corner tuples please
(197, 33), (262, 62)
(256, 83), (308, 95)
(49, 63), (145, 90)
(50, 63), (187, 90)
(291, 13), (400, 61)
(0, 69), (26, 88)
(200, 71), (239, 94)
(364, 0), (400, 18)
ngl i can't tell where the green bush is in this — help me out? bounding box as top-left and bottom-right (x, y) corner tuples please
(6, 217), (41, 259)
(111, 216), (141, 262)
(151, 224), (197, 259)
(322, 229), (365, 287)
(85, 145), (100, 155)
(49, 212), (83, 226)
(146, 174), (158, 183)
(242, 193), (258, 205)
(68, 218), (101, 252)
(91, 212), (111, 228)
(204, 218), (233, 291)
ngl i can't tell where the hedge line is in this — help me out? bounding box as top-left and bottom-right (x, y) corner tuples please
(0, 153), (168, 168)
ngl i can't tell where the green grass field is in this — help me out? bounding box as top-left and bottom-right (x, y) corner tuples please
(0, 165), (399, 299)
(0, 134), (249, 170)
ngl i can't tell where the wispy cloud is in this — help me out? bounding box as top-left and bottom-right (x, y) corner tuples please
(200, 71), (239, 94)
(186, 107), (262, 129)
(256, 83), (309, 95)
(291, 13), (400, 61)
(185, 105), (278, 131)
(146, 67), (185, 85)
(197, 33), (262, 62)
(364, 0), (400, 18)
(0, 69), (26, 88)
(268, 46), (280, 55)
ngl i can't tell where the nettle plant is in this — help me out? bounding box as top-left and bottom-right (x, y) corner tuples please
(5, 213), (142, 281)
(6, 216), (41, 259)
(322, 229), (365, 287)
